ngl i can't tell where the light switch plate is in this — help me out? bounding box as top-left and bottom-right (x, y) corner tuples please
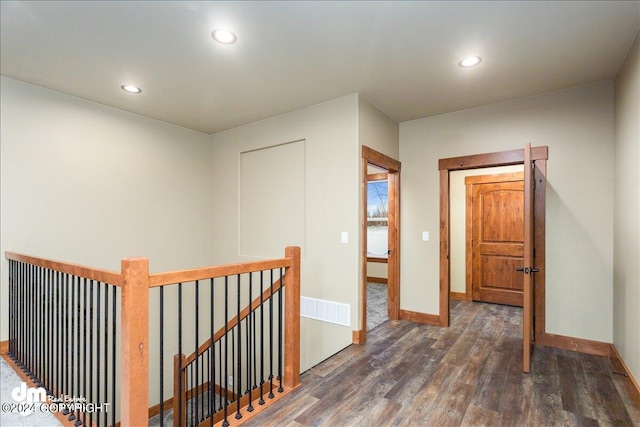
(341, 231), (348, 243)
(422, 231), (429, 241)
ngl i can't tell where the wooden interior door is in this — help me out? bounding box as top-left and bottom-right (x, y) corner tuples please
(522, 143), (535, 373)
(467, 173), (525, 307)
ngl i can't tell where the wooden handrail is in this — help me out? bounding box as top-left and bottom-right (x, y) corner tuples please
(4, 251), (123, 286)
(149, 258), (293, 287)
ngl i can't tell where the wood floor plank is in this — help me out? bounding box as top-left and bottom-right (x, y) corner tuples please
(390, 362), (460, 426)
(459, 404), (498, 426)
(383, 351), (446, 403)
(242, 393), (319, 427)
(586, 371), (634, 425)
(243, 301), (640, 427)
(426, 380), (475, 426)
(557, 352), (599, 420)
(440, 330), (480, 367)
(612, 373), (640, 425)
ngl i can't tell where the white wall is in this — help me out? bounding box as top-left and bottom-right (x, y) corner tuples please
(210, 94), (360, 371)
(358, 96), (399, 160)
(400, 81), (615, 343)
(0, 77), (214, 408)
(613, 31), (640, 384)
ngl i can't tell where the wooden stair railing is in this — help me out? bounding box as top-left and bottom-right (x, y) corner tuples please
(172, 246), (301, 427)
(4, 246), (301, 427)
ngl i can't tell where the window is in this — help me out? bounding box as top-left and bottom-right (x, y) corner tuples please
(367, 179), (388, 257)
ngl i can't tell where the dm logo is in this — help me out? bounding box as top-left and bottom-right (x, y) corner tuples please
(11, 382), (47, 415)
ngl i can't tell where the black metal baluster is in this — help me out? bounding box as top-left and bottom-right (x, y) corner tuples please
(48, 268), (53, 393)
(178, 283), (183, 427)
(222, 276), (229, 427)
(14, 261), (18, 360)
(32, 265), (38, 379)
(13, 262), (17, 361)
(7, 261), (12, 355)
(65, 273), (70, 402)
(75, 275), (82, 426)
(190, 361), (195, 425)
(16, 262), (21, 364)
(278, 268), (283, 393)
(24, 263), (30, 372)
(231, 329), (235, 403)
(218, 333), (222, 411)
(69, 276), (77, 423)
(111, 285), (116, 427)
(201, 351), (205, 423)
(209, 277), (214, 425)
(25, 264), (32, 377)
(56, 271), (61, 395)
(268, 269), (274, 399)
(103, 282), (109, 427)
(89, 279), (94, 427)
(252, 288), (257, 391)
(95, 281), (101, 427)
(82, 277), (88, 426)
(38, 266), (43, 381)
(195, 280), (200, 424)
(33, 265), (38, 380)
(247, 272), (254, 412)
(20, 264), (25, 375)
(206, 348), (211, 423)
(235, 274), (242, 420)
(38, 266), (45, 387)
(61, 273), (68, 412)
(22, 263), (27, 367)
(22, 263), (27, 372)
(159, 286), (164, 427)
(259, 271), (265, 405)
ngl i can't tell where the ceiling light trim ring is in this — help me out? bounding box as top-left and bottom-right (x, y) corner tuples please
(458, 56), (482, 68)
(211, 29), (237, 44)
(121, 84), (142, 94)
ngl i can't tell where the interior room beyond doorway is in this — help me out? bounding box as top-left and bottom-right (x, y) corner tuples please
(450, 165), (524, 306)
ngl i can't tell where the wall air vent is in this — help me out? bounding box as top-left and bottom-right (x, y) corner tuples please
(300, 296), (350, 327)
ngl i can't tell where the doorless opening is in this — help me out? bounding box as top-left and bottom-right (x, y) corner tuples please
(355, 146), (401, 344)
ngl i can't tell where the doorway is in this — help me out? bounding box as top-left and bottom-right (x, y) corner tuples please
(466, 171), (525, 307)
(355, 146), (401, 344)
(366, 168), (390, 331)
(439, 147), (548, 342)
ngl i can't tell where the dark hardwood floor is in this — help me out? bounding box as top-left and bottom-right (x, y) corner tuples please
(245, 300), (640, 426)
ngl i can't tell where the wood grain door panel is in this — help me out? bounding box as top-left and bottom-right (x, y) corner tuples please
(468, 174), (524, 307)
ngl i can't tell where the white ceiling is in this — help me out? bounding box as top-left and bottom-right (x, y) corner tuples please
(1, 1), (639, 134)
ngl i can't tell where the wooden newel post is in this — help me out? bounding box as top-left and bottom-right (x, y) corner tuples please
(121, 257), (150, 426)
(173, 354), (186, 427)
(284, 246), (301, 389)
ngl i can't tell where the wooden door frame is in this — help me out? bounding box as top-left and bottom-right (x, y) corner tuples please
(438, 147), (548, 343)
(355, 146), (401, 344)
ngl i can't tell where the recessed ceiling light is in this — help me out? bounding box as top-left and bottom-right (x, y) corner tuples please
(211, 29), (237, 44)
(121, 84), (142, 94)
(458, 56), (482, 68)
